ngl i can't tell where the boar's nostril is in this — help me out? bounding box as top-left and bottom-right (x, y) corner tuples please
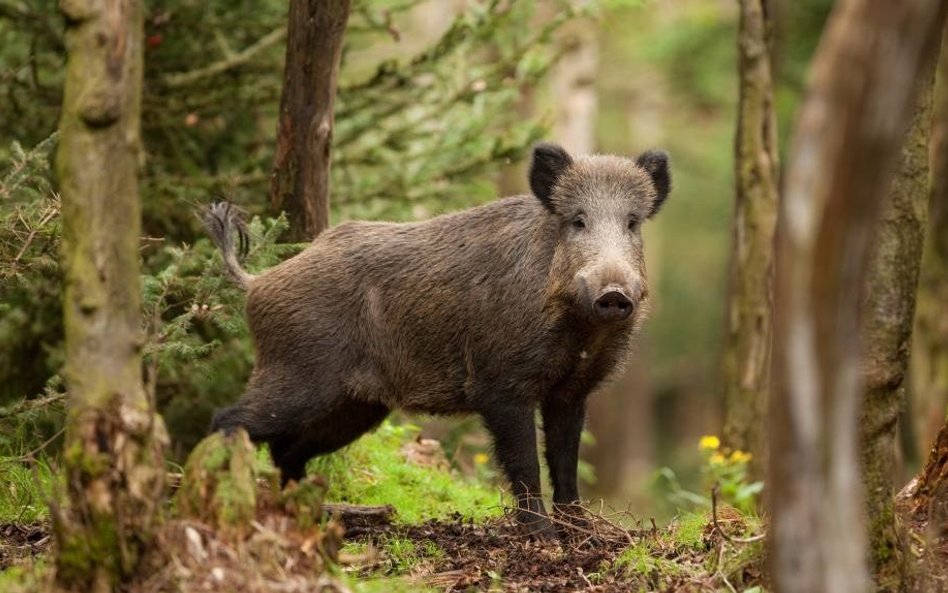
(593, 290), (634, 321)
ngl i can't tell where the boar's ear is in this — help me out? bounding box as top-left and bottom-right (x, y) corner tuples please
(636, 150), (671, 218)
(529, 143), (573, 210)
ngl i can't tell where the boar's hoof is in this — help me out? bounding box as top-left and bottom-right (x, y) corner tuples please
(517, 513), (558, 541)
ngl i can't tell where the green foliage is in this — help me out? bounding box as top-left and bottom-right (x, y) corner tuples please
(0, 0), (579, 457)
(0, 561), (46, 593)
(0, 456), (54, 523)
(141, 213), (302, 456)
(332, 0), (570, 221)
(0, 136), (62, 406)
(670, 510), (708, 551)
(345, 574), (440, 593)
(652, 436), (763, 516)
(309, 421), (505, 524)
(699, 445), (762, 515)
(642, 6), (736, 111)
(609, 510), (764, 592)
(375, 535), (445, 573)
(614, 540), (684, 579)
(0, 0), (573, 229)
(174, 429), (277, 534)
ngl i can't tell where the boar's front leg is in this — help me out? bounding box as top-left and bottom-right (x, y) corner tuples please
(480, 404), (556, 538)
(541, 394), (586, 512)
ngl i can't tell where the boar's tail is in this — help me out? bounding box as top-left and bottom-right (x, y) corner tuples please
(201, 201), (255, 290)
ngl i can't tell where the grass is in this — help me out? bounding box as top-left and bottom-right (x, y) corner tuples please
(346, 575), (440, 593)
(0, 457), (54, 523)
(0, 419), (504, 528)
(606, 509), (765, 591)
(670, 510), (709, 550)
(379, 535), (445, 573)
(614, 540), (684, 580)
(308, 421), (506, 524)
(0, 560), (45, 593)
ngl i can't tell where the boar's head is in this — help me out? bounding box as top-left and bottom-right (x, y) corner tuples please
(530, 143), (670, 324)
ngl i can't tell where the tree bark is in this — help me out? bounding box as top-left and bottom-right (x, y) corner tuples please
(722, 0), (779, 477)
(768, 2), (947, 593)
(550, 18), (598, 155)
(270, 0), (351, 242)
(53, 0), (166, 591)
(912, 21), (948, 465)
(910, 422), (948, 538)
(860, 54), (938, 591)
(910, 19), (948, 545)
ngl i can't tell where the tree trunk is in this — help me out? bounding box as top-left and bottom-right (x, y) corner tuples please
(550, 18), (598, 155)
(909, 19), (948, 547)
(768, 2), (947, 593)
(270, 0), (351, 241)
(53, 1), (167, 591)
(910, 422), (948, 538)
(860, 53), (938, 591)
(912, 20), (948, 466)
(722, 0), (779, 478)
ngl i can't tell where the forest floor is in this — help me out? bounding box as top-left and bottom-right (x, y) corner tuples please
(0, 422), (767, 592)
(5, 421), (943, 592)
(16, 423), (948, 593)
(340, 508), (763, 592)
(3, 482), (945, 592)
(0, 507), (766, 592)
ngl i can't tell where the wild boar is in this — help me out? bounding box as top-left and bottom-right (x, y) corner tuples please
(204, 143), (671, 536)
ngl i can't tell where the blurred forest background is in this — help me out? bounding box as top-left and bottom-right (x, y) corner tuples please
(0, 0), (844, 517)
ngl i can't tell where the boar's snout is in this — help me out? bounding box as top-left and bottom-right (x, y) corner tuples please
(577, 270), (645, 322)
(594, 288), (634, 321)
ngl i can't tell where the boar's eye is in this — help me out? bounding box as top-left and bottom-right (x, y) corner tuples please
(571, 216), (586, 230)
(628, 216), (640, 231)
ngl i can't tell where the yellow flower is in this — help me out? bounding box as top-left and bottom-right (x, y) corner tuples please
(710, 453), (726, 466)
(730, 450), (752, 464)
(699, 435), (721, 451)
(474, 453), (489, 465)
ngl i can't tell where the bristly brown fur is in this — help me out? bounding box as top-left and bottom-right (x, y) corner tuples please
(206, 143), (671, 536)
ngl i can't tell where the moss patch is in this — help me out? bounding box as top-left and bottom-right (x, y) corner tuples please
(308, 421), (505, 524)
(174, 429), (277, 537)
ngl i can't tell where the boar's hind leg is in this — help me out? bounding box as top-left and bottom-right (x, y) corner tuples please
(271, 400), (390, 486)
(541, 395), (587, 511)
(480, 405), (556, 539)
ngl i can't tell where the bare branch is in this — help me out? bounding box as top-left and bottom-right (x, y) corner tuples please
(162, 27), (287, 88)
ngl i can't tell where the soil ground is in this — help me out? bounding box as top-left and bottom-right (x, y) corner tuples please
(340, 505), (766, 592)
(2, 500), (944, 592)
(1, 509), (763, 592)
(0, 521), (48, 571)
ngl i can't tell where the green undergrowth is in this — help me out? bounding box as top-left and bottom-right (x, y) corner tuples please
(609, 510), (765, 591)
(342, 536), (446, 575)
(0, 456), (54, 523)
(0, 561), (46, 593)
(308, 421), (505, 524)
(345, 574), (440, 593)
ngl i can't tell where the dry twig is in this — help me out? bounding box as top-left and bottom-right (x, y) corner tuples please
(711, 484), (766, 544)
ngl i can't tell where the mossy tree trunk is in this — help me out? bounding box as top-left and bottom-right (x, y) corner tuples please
(912, 21), (948, 463)
(53, 1), (166, 591)
(768, 1), (947, 592)
(911, 19), (948, 544)
(270, 0), (351, 241)
(860, 51), (938, 592)
(722, 0), (779, 477)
